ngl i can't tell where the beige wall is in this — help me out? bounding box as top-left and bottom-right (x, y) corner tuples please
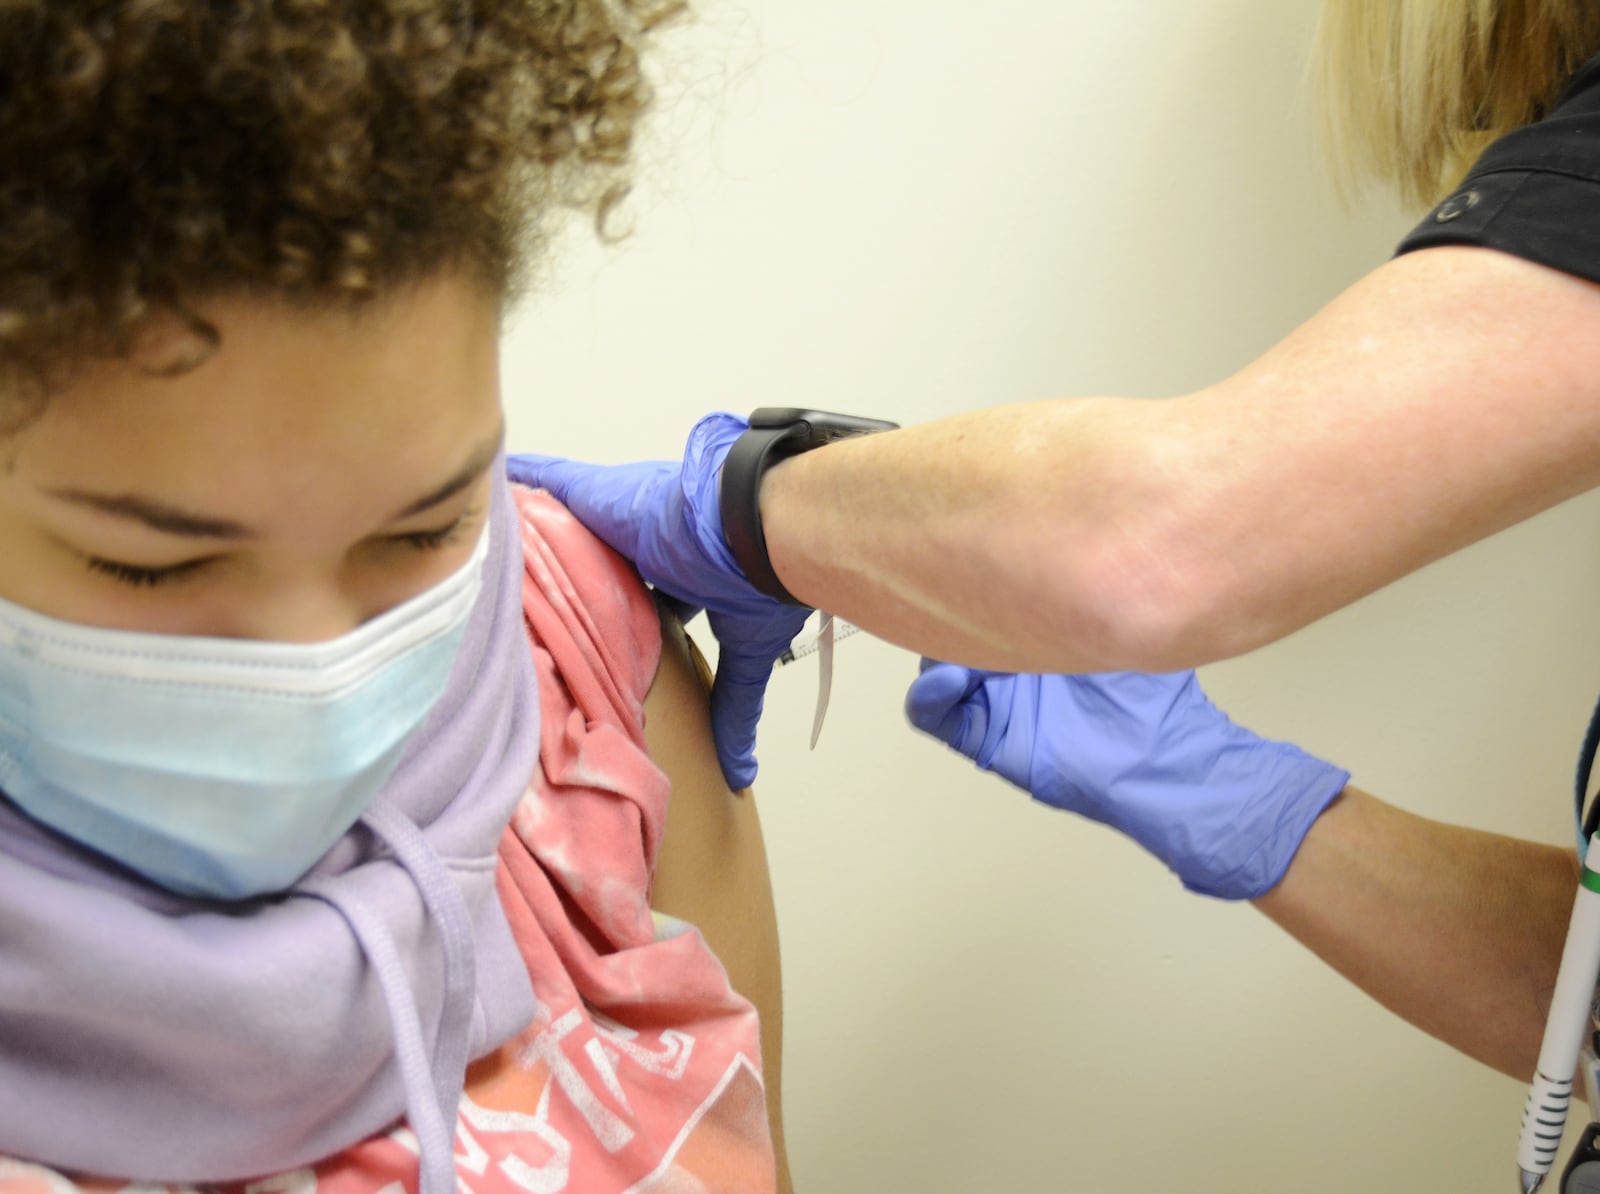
(502, 2), (1600, 1189)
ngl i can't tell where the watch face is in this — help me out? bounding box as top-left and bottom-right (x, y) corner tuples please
(748, 407), (900, 443)
(748, 407), (813, 428)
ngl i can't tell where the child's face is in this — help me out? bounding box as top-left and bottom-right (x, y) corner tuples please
(0, 271), (504, 641)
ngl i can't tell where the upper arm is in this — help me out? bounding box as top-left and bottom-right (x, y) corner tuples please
(645, 609), (783, 1012)
(1109, 243), (1600, 663)
(642, 605), (792, 1192)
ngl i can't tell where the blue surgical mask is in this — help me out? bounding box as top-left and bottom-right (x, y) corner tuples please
(0, 527), (489, 900)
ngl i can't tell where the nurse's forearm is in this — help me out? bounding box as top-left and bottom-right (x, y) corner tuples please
(1255, 787), (1577, 1081)
(759, 397), (1210, 673)
(758, 389), (1421, 674)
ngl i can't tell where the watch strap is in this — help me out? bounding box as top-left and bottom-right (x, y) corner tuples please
(720, 421), (812, 605)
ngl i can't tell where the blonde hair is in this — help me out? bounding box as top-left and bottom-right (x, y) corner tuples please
(1315, 0), (1600, 208)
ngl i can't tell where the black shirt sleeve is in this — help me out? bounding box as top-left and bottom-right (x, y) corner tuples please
(1396, 53), (1600, 286)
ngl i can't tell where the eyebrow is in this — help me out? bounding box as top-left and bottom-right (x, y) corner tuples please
(44, 424), (504, 540)
(390, 424), (504, 520)
(41, 491), (257, 540)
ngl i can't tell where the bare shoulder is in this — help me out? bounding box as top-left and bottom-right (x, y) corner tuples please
(641, 609), (769, 896)
(642, 603), (792, 1192)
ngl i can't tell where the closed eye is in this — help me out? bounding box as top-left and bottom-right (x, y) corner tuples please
(77, 506), (483, 589)
(390, 507), (480, 551)
(82, 554), (210, 589)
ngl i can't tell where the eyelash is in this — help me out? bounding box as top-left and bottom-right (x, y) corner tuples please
(394, 509), (476, 552)
(83, 556), (204, 589)
(82, 508), (481, 589)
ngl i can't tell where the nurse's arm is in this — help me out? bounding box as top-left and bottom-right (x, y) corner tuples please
(1254, 785), (1578, 1081)
(760, 247), (1600, 674)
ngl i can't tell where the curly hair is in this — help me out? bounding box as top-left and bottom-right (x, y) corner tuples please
(0, 0), (680, 405)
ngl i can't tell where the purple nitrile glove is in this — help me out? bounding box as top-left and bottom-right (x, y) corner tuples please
(904, 663), (1350, 899)
(508, 413), (812, 791)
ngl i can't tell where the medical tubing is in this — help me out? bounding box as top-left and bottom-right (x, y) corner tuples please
(1575, 683), (1600, 856)
(1518, 840), (1600, 1178)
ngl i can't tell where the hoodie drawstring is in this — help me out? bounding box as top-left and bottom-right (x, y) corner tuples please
(302, 795), (478, 1194)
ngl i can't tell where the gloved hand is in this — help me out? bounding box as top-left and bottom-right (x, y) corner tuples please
(904, 664), (1349, 899)
(508, 413), (811, 791)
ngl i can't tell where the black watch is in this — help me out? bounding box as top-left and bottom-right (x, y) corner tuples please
(719, 407), (899, 605)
